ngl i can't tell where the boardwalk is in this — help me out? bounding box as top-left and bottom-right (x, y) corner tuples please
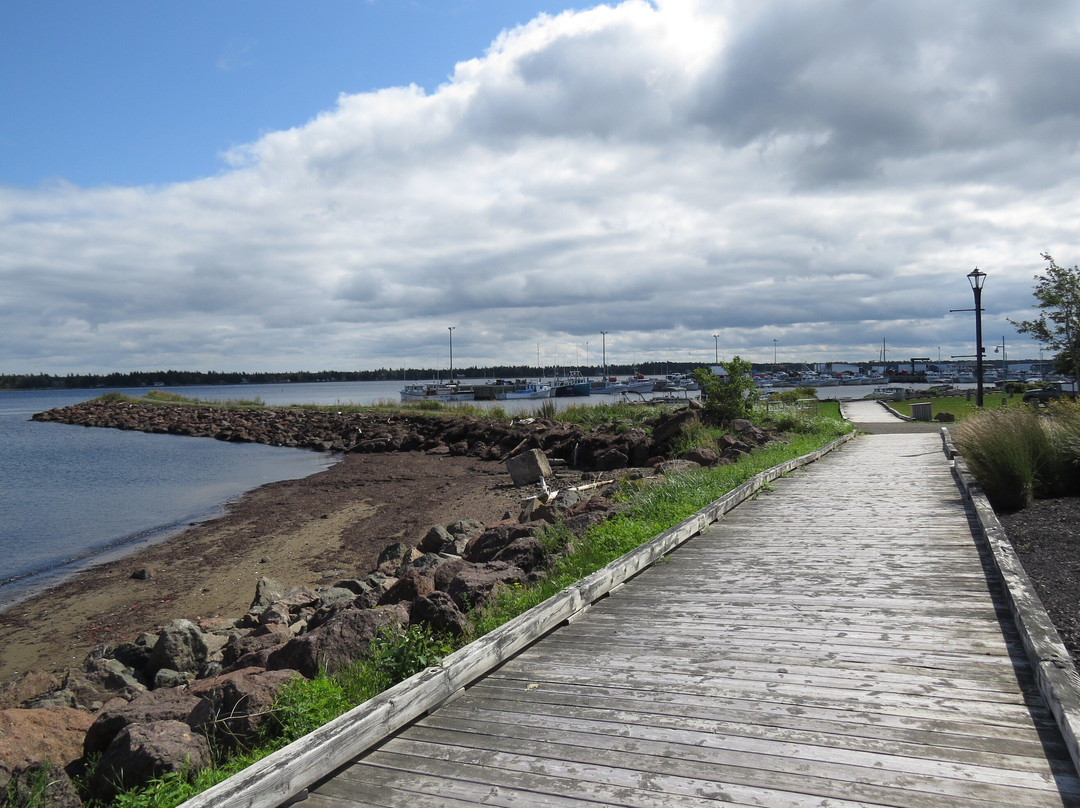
(300, 403), (1080, 807)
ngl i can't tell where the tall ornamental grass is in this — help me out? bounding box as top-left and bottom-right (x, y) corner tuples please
(953, 403), (1080, 510)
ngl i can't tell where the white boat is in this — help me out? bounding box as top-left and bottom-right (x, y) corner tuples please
(400, 383), (475, 402)
(595, 374), (655, 394)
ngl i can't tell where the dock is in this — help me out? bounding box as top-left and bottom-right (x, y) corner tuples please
(187, 400), (1080, 807)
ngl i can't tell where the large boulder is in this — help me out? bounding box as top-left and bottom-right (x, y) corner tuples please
(377, 568), (435, 606)
(446, 562), (529, 612)
(0, 707), (94, 788)
(188, 667), (301, 751)
(505, 449), (552, 486)
(652, 408), (702, 446)
(83, 687), (203, 758)
(147, 619), (210, 678)
(265, 604), (408, 678)
(221, 626), (292, 672)
(409, 592), (471, 637)
(463, 524), (537, 563)
(94, 720), (210, 799)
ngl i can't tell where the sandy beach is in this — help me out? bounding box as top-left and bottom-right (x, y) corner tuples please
(0, 450), (527, 686)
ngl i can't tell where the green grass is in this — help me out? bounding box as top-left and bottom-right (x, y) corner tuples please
(887, 393), (1023, 421)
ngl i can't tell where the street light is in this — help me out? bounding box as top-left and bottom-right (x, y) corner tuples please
(600, 331), (608, 379)
(773, 338), (778, 368)
(968, 268), (986, 407)
(713, 334), (719, 365)
(448, 326), (455, 382)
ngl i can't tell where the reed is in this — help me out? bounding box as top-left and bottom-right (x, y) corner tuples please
(953, 407), (1062, 509)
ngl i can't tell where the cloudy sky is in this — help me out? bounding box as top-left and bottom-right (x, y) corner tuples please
(3, 0), (1078, 375)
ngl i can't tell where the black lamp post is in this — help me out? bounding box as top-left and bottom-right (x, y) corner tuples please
(967, 268), (986, 407)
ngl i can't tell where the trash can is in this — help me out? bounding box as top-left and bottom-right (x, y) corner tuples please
(910, 402), (932, 421)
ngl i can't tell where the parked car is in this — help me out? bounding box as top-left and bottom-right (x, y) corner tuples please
(1022, 382), (1080, 405)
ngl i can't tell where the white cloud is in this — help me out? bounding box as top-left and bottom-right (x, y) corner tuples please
(3, 0), (1080, 374)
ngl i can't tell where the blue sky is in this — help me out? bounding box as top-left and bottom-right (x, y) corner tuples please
(2, 1), (589, 188)
(3, 1), (1080, 375)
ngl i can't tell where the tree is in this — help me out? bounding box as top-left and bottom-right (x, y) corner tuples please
(693, 356), (759, 423)
(1009, 254), (1080, 386)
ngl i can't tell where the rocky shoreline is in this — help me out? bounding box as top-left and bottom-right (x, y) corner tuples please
(2, 398), (777, 803)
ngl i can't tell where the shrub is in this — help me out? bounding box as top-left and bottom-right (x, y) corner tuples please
(693, 357), (758, 424)
(953, 408), (1060, 509)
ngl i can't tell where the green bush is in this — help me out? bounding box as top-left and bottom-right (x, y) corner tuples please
(693, 357), (758, 423)
(953, 407), (1068, 509)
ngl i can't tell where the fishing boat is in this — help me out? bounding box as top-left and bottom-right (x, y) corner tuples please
(400, 383), (475, 402)
(594, 373), (655, 395)
(551, 370), (592, 397)
(497, 383), (554, 400)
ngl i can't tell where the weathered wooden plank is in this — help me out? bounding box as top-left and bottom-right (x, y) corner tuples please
(416, 708), (1080, 794)
(369, 733), (1079, 808)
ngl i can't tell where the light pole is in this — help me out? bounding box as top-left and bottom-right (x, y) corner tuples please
(773, 338), (778, 368)
(448, 326), (455, 382)
(713, 334), (719, 365)
(995, 337), (1007, 381)
(600, 331), (608, 379)
(968, 268), (986, 406)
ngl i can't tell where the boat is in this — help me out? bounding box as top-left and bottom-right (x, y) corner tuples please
(594, 373), (655, 395)
(551, 370), (592, 397)
(497, 384), (554, 400)
(654, 372), (700, 392)
(400, 383), (475, 402)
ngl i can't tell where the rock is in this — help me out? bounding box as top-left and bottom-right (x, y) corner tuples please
(249, 577), (286, 611)
(377, 542), (412, 568)
(1, 762), (82, 807)
(0, 707), (94, 784)
(446, 519), (486, 541)
(935, 411), (956, 422)
(19, 689), (79, 710)
(409, 591), (471, 637)
(111, 639), (156, 674)
(333, 578), (375, 597)
(683, 447), (719, 466)
(153, 668), (195, 689)
(316, 586), (357, 610)
(432, 558), (469, 591)
(147, 619), (210, 678)
(731, 419), (771, 444)
(419, 524), (454, 553)
(490, 537), (546, 572)
(505, 448), (552, 487)
(83, 687), (203, 758)
(265, 604), (409, 678)
(593, 448), (629, 471)
(188, 667), (300, 751)
(221, 628), (292, 672)
(94, 720), (211, 798)
(446, 562), (529, 612)
(377, 568), (435, 606)
(652, 408), (702, 446)
(60, 657), (147, 710)
(463, 524), (537, 563)
(0, 671), (63, 710)
(130, 567), (154, 580)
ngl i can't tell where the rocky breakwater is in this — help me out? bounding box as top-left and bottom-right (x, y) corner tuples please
(31, 397), (776, 472)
